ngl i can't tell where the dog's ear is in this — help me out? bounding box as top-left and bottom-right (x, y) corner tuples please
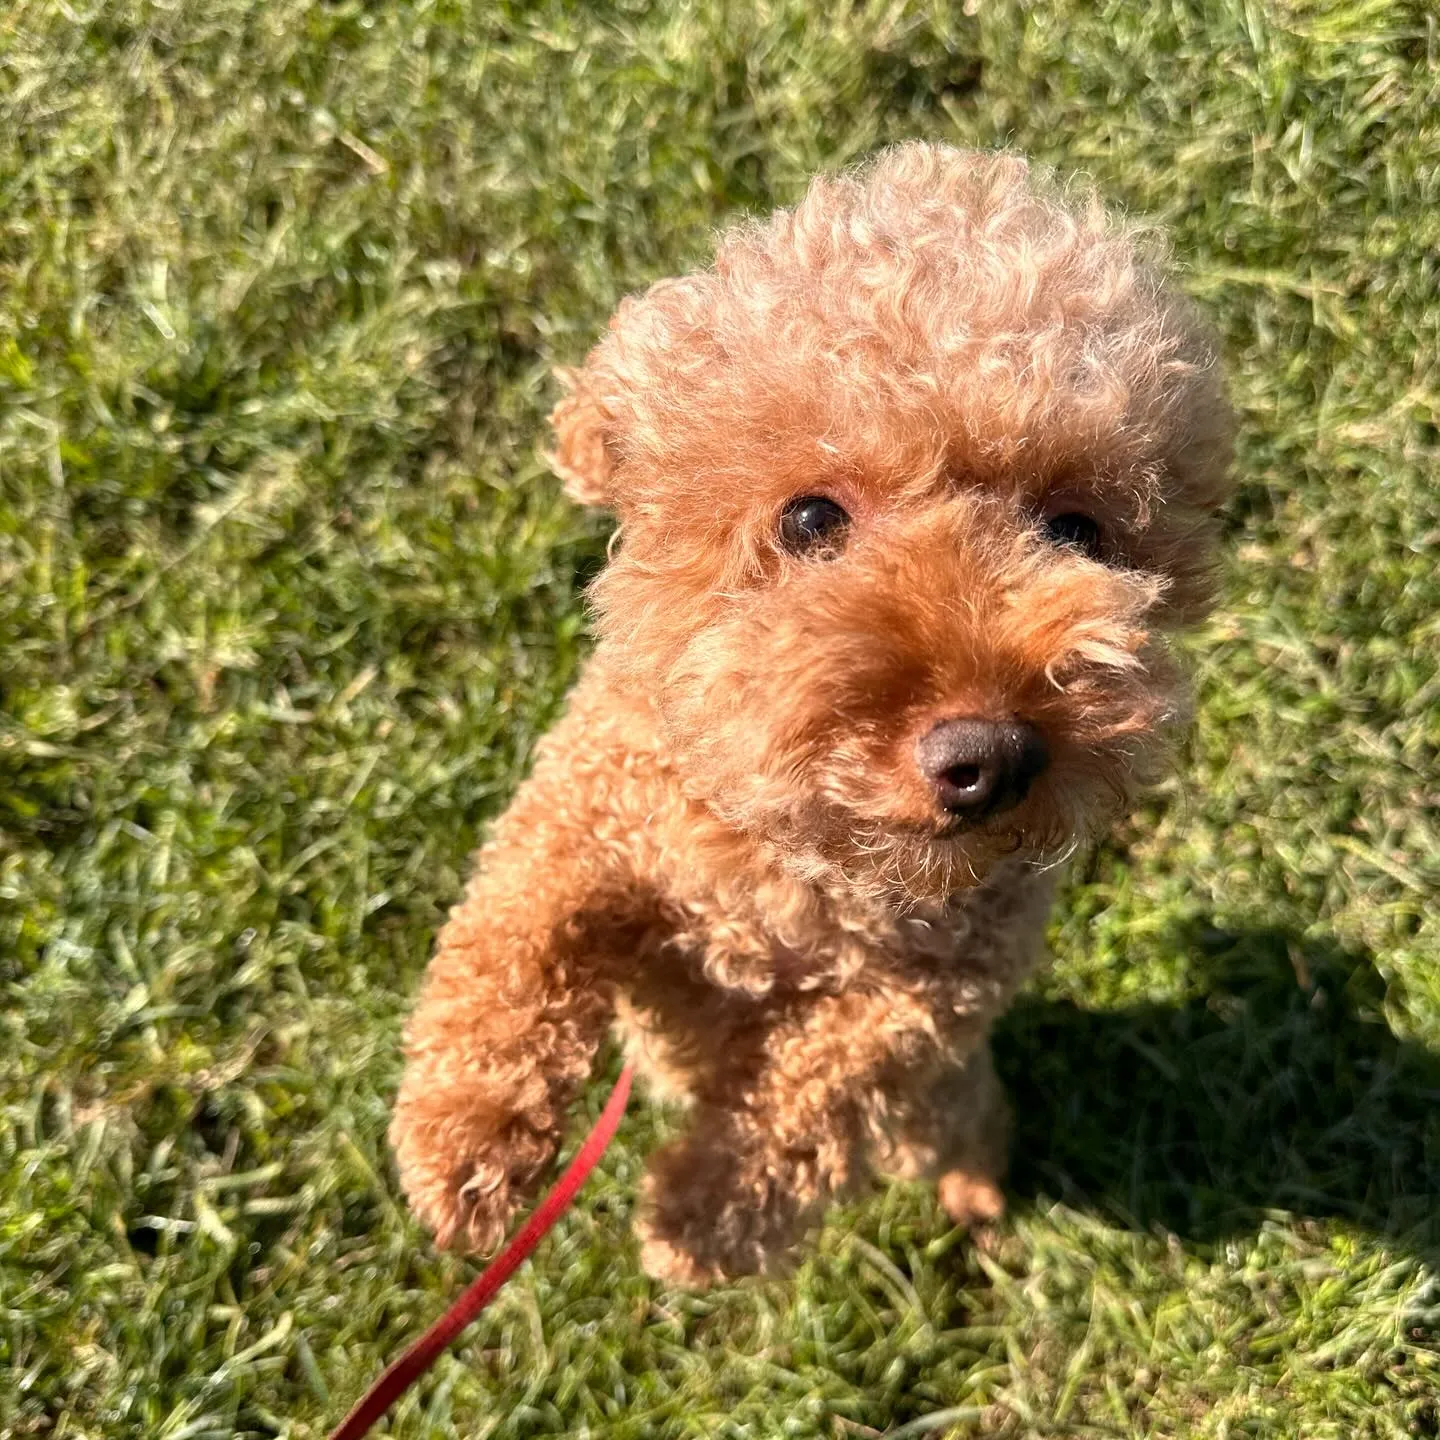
(548, 276), (716, 508)
(547, 363), (619, 508)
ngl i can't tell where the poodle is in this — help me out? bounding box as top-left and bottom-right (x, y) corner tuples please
(389, 143), (1232, 1285)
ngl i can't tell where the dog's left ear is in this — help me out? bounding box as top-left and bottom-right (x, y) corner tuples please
(547, 364), (618, 509)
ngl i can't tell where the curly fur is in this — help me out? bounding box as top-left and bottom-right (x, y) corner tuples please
(391, 144), (1232, 1284)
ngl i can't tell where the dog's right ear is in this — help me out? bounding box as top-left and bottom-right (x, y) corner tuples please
(548, 276), (716, 508)
(547, 363), (619, 509)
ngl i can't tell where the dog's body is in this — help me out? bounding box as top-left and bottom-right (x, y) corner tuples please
(391, 145), (1232, 1284)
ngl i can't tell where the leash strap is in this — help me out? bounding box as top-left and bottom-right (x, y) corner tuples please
(327, 1064), (635, 1440)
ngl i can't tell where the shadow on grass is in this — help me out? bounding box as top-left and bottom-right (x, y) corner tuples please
(995, 921), (1440, 1248)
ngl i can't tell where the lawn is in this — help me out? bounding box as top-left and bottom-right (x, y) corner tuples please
(2, 0), (1438, 1436)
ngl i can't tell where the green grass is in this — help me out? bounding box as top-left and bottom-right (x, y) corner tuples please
(2, 0), (1438, 1435)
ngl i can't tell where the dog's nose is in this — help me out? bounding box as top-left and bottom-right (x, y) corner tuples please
(915, 718), (1050, 819)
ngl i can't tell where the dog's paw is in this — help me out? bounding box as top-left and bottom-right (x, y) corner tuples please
(395, 1144), (518, 1255)
(391, 1100), (558, 1254)
(937, 1168), (1006, 1227)
(634, 1137), (808, 1287)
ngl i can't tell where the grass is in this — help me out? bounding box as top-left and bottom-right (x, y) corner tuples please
(1, 0), (1438, 1435)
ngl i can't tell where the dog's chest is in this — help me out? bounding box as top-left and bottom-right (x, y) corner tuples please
(611, 856), (1053, 1104)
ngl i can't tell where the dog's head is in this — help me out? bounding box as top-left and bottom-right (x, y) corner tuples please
(550, 144), (1232, 903)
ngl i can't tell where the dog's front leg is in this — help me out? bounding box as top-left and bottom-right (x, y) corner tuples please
(633, 987), (931, 1286)
(389, 801), (648, 1253)
(867, 1039), (1011, 1227)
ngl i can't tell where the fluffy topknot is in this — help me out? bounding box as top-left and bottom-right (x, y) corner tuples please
(551, 144), (1230, 543)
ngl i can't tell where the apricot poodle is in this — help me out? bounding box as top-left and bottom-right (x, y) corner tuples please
(390, 143), (1232, 1285)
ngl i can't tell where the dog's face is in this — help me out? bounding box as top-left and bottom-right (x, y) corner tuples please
(551, 146), (1232, 902)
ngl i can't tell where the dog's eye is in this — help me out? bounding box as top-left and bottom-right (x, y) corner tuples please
(779, 496), (850, 556)
(1042, 511), (1103, 560)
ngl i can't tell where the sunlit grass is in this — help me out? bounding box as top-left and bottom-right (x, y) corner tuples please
(2, 2), (1437, 1435)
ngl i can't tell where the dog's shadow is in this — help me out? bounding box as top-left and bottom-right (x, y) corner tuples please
(993, 920), (1440, 1249)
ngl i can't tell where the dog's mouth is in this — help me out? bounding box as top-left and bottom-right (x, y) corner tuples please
(886, 811), (1027, 846)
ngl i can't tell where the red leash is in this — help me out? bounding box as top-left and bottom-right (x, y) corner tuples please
(327, 1065), (634, 1440)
